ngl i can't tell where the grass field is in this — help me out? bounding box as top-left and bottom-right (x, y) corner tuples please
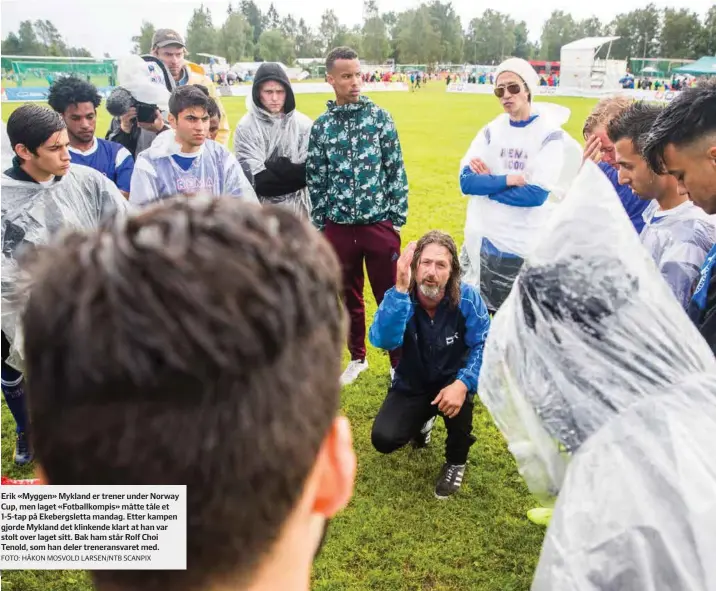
(0, 83), (597, 591)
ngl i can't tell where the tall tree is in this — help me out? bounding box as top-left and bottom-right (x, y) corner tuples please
(17, 20), (41, 55)
(363, 2), (390, 63)
(578, 16), (603, 38)
(464, 10), (515, 64)
(219, 12), (253, 63)
(34, 20), (66, 56)
(513, 21), (532, 59)
(258, 28), (294, 64)
(608, 5), (661, 60)
(540, 10), (580, 61)
(427, 1), (463, 63)
(694, 5), (716, 57)
(295, 18), (322, 57)
(319, 9), (341, 54)
(132, 21), (156, 55)
(660, 9), (702, 59)
(240, 0), (264, 45)
(1, 33), (22, 55)
(186, 5), (217, 56)
(266, 3), (281, 29)
(333, 25), (363, 55)
(396, 6), (440, 64)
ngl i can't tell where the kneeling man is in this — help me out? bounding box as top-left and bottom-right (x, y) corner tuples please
(369, 231), (491, 499)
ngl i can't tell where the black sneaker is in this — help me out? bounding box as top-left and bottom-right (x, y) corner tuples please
(411, 416), (436, 449)
(434, 462), (465, 499)
(14, 432), (33, 466)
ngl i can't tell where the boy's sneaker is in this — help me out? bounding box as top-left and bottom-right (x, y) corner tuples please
(527, 507), (554, 526)
(434, 462), (465, 499)
(390, 368), (395, 382)
(412, 416), (436, 449)
(14, 432), (33, 466)
(340, 359), (368, 386)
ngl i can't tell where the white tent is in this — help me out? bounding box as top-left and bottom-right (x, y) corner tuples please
(560, 36), (626, 90)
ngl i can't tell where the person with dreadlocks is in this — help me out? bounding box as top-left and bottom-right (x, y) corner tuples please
(369, 231), (490, 499)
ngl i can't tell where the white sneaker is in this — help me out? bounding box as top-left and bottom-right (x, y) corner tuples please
(340, 359), (368, 386)
(390, 368), (395, 381)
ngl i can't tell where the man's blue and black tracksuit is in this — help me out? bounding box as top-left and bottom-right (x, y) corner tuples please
(369, 283), (491, 464)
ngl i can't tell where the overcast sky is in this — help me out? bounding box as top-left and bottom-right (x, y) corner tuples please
(1, 0), (713, 58)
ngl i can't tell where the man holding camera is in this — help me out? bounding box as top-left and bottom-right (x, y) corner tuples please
(107, 29), (230, 157)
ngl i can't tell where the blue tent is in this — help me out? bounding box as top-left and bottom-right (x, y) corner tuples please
(673, 56), (716, 76)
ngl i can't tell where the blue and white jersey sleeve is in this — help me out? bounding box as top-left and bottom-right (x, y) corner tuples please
(114, 146), (134, 193)
(456, 283), (491, 393)
(223, 150), (259, 204)
(369, 287), (414, 351)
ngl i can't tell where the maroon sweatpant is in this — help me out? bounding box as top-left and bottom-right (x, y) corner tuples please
(324, 220), (402, 367)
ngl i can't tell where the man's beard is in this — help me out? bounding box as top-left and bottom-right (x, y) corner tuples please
(418, 280), (444, 300)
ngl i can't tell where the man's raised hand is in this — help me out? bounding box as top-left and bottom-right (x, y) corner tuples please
(583, 134), (602, 164)
(395, 241), (417, 294)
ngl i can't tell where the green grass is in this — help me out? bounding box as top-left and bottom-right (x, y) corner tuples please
(0, 84), (597, 591)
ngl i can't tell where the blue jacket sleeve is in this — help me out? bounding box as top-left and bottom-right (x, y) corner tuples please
(369, 288), (414, 351)
(456, 285), (491, 394)
(487, 184), (549, 207)
(459, 166), (507, 195)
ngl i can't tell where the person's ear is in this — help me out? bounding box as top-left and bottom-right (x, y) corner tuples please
(14, 143), (33, 162)
(311, 416), (355, 518)
(707, 145), (716, 165)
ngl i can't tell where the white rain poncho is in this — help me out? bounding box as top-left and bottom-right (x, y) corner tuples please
(130, 131), (258, 206)
(460, 102), (582, 312)
(2, 165), (128, 370)
(233, 90), (312, 218)
(639, 199), (716, 309)
(476, 162), (716, 589)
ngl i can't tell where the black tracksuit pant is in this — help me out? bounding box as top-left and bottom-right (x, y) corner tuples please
(371, 387), (476, 465)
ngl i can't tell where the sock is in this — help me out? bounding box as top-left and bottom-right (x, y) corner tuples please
(2, 376), (28, 434)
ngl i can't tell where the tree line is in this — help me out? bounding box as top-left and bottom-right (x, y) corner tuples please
(1, 20), (94, 58)
(3, 2), (715, 67)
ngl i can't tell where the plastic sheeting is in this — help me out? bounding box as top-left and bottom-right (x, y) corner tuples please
(130, 132), (258, 206)
(233, 92), (312, 218)
(639, 199), (716, 309)
(460, 104), (583, 312)
(477, 161), (716, 589)
(1, 165), (128, 370)
(1, 122), (12, 172)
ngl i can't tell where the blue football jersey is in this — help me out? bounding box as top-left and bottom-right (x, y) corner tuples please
(68, 138), (134, 192)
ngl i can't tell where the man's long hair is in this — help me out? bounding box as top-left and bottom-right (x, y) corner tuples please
(409, 230), (461, 308)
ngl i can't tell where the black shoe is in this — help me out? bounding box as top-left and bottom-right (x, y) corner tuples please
(14, 432), (33, 466)
(434, 462), (465, 499)
(411, 416), (436, 449)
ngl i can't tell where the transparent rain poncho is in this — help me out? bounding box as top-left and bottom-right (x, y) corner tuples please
(1, 165), (128, 370)
(460, 102), (583, 312)
(233, 92), (313, 218)
(130, 130), (258, 206)
(1, 121), (12, 171)
(477, 162), (716, 590)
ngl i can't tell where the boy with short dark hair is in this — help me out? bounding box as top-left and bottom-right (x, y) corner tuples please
(130, 85), (257, 205)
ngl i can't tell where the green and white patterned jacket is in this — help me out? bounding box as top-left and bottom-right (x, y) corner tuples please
(306, 96), (408, 231)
